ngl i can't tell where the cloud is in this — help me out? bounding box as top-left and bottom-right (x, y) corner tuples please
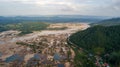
(0, 0), (120, 16)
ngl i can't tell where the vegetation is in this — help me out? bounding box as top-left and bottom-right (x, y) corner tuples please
(16, 42), (37, 53)
(69, 25), (120, 67)
(47, 27), (68, 30)
(0, 22), (49, 35)
(73, 48), (96, 67)
(91, 18), (120, 26)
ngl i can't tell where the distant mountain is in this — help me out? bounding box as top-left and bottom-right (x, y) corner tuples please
(69, 25), (120, 67)
(0, 15), (110, 24)
(91, 18), (120, 26)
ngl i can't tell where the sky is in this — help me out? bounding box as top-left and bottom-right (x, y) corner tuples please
(0, 0), (120, 17)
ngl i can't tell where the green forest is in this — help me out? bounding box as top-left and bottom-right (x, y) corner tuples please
(0, 22), (49, 35)
(69, 25), (120, 67)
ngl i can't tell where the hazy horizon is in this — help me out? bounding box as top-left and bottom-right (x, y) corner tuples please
(0, 15), (115, 17)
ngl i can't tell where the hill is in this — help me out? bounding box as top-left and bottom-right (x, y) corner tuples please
(91, 18), (120, 26)
(69, 25), (120, 67)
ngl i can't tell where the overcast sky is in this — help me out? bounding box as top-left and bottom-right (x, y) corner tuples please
(0, 0), (120, 17)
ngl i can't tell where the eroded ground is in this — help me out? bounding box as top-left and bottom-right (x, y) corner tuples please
(0, 23), (90, 67)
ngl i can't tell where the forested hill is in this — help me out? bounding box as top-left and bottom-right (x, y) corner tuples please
(91, 18), (120, 26)
(0, 15), (107, 24)
(69, 25), (120, 66)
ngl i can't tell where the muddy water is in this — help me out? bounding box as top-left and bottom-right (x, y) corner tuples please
(0, 41), (5, 44)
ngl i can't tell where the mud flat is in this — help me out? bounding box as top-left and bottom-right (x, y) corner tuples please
(0, 23), (90, 44)
(0, 23), (90, 67)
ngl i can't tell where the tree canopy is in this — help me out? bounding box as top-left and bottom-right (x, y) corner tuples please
(70, 25), (120, 66)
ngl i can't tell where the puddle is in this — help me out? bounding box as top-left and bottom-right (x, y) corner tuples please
(5, 54), (24, 63)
